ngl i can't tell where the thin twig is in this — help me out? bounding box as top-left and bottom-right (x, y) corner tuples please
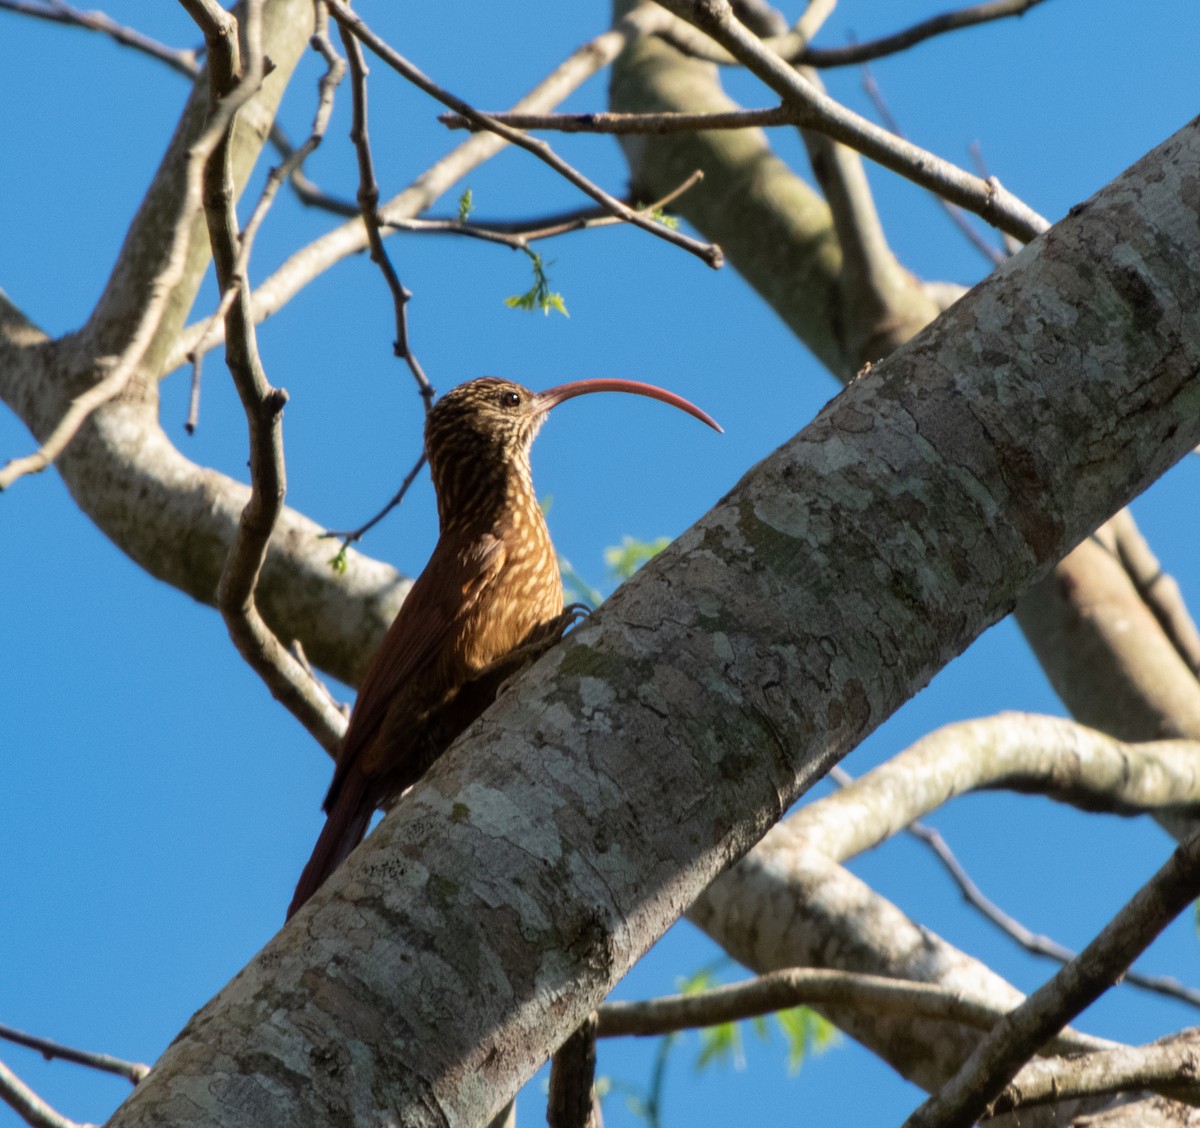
(322, 0), (724, 269)
(801, 0), (1049, 68)
(289, 639), (350, 721)
(859, 62), (1006, 266)
(903, 830), (1200, 1128)
(653, 0), (1048, 67)
(903, 814), (1200, 1009)
(969, 140), (1023, 256)
(438, 105), (795, 134)
(186, 0), (345, 756)
(167, 5), (661, 372)
(0, 1057), (89, 1128)
(323, 452), (427, 553)
(0, 1023), (148, 1084)
(186, 2), (345, 433)
(335, 13), (434, 407)
(267, 120), (359, 215)
(0, 0), (201, 77)
(382, 171), (705, 250)
(655, 0), (1048, 242)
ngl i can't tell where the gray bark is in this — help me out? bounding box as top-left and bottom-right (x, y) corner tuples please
(101, 119), (1200, 1128)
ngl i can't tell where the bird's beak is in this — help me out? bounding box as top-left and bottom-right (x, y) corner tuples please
(532, 379), (723, 433)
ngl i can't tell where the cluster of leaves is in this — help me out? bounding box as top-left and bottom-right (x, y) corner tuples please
(505, 247), (568, 317)
(560, 534), (671, 608)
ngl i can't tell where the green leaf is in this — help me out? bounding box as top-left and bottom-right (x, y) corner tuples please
(774, 1006), (840, 1075)
(457, 187), (473, 223)
(696, 1021), (744, 1072)
(605, 535), (670, 582)
(559, 556), (603, 610)
(505, 249), (569, 317)
(328, 545), (348, 574)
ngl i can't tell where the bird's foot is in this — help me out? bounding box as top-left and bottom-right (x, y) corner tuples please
(555, 602), (592, 637)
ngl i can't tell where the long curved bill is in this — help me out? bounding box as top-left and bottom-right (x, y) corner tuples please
(533, 379), (723, 434)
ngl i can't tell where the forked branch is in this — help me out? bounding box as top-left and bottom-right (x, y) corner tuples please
(321, 0), (724, 268)
(185, 0), (346, 755)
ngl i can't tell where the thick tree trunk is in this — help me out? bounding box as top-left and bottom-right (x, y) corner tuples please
(102, 121), (1200, 1128)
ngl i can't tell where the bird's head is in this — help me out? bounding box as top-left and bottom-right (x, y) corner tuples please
(425, 378), (548, 472)
(424, 376), (721, 524)
(426, 375), (721, 465)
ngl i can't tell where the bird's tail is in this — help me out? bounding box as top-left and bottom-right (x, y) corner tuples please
(287, 770), (374, 920)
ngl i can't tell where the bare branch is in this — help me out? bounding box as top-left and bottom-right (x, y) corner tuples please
(904, 830), (1200, 1128)
(335, 13), (433, 406)
(0, 0), (267, 489)
(166, 6), (659, 372)
(266, 121), (358, 215)
(382, 170), (705, 250)
(185, 0), (345, 756)
(547, 1016), (602, 1128)
(655, 0), (1048, 242)
(322, 0), (725, 268)
(899, 813), (1200, 1010)
(323, 452), (427, 557)
(1107, 510), (1200, 675)
(0, 1022), (148, 1085)
(797, 714), (1200, 863)
(795, 65), (941, 364)
(438, 104), (795, 133)
(992, 1035), (1200, 1115)
(0, 0), (201, 77)
(652, 0), (1048, 68)
(859, 62), (1006, 266)
(0, 1057), (90, 1128)
(801, 0), (1049, 68)
(597, 968), (1110, 1056)
(185, 1), (345, 433)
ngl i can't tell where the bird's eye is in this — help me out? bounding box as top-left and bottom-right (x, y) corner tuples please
(500, 390), (522, 409)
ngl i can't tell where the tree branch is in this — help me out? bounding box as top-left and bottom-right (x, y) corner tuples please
(186, 2), (345, 432)
(166, 5), (659, 371)
(650, 0), (1049, 68)
(0, 0), (274, 490)
(0, 0), (201, 77)
(905, 831), (1200, 1128)
(185, 0), (345, 756)
(801, 714), (1200, 862)
(899, 812), (1200, 1010)
(655, 0), (1048, 241)
(547, 1015), (602, 1128)
(335, 14), (433, 406)
(322, 0), (725, 268)
(0, 1023), (148, 1085)
(597, 968), (1109, 1055)
(991, 1034), (1200, 1115)
(802, 0), (1049, 68)
(98, 119), (1200, 1128)
(0, 1057), (89, 1128)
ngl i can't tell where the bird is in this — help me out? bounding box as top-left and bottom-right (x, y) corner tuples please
(287, 376), (720, 918)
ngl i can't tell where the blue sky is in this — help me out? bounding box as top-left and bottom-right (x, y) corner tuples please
(2, 2), (1198, 1125)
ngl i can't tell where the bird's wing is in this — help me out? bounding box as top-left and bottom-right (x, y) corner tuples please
(322, 533), (507, 813)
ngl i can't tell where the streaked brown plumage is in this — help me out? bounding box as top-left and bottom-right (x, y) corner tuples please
(287, 376), (720, 918)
